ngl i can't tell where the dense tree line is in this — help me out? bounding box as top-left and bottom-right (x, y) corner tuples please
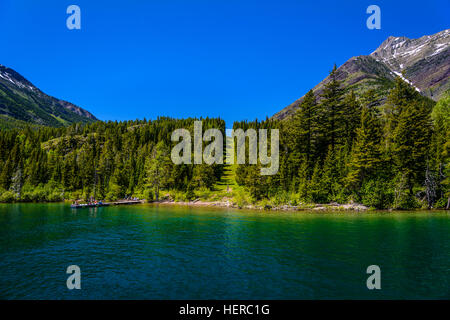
(234, 67), (449, 209)
(0, 67), (448, 209)
(0, 117), (225, 202)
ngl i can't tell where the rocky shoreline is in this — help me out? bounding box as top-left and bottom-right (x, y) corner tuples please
(151, 199), (370, 211)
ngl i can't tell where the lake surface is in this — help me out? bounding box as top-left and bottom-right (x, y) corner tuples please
(0, 203), (448, 299)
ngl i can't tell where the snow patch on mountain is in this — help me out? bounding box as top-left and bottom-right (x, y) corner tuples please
(0, 69), (35, 91)
(392, 71), (421, 92)
(371, 29), (450, 74)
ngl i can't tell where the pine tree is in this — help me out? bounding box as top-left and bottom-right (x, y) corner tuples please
(318, 64), (344, 153)
(245, 164), (268, 201)
(384, 77), (432, 153)
(430, 91), (450, 206)
(321, 145), (342, 202)
(346, 105), (382, 192)
(297, 157), (310, 203)
(289, 90), (318, 174)
(291, 91), (317, 153)
(392, 100), (433, 196)
(145, 141), (170, 200)
(192, 164), (216, 190)
(309, 162), (325, 203)
(0, 159), (12, 190)
(442, 127), (450, 208)
(341, 91), (361, 147)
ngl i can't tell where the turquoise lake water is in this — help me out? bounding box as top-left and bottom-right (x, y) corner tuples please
(0, 203), (448, 299)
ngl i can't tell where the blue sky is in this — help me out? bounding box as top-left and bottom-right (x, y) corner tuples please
(0, 0), (448, 125)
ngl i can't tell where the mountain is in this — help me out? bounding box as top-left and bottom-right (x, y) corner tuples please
(274, 29), (450, 120)
(0, 65), (97, 128)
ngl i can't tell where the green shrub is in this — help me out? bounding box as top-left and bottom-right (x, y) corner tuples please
(195, 187), (211, 200)
(185, 184), (195, 201)
(271, 191), (290, 206)
(360, 179), (395, 209)
(105, 192), (117, 201)
(0, 191), (16, 203)
(71, 191), (81, 201)
(144, 189), (154, 202)
(47, 191), (63, 202)
(434, 196), (449, 209)
(20, 191), (34, 202)
(172, 190), (186, 202)
(289, 193), (298, 206)
(234, 191), (249, 208)
(394, 193), (420, 209)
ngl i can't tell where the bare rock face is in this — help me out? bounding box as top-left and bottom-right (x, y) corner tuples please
(371, 30), (449, 72)
(371, 29), (450, 99)
(274, 29), (450, 120)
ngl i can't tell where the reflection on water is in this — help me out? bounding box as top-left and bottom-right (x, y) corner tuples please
(0, 203), (449, 299)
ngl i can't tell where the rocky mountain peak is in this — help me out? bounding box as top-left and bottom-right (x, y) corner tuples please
(371, 29), (450, 72)
(273, 29), (450, 120)
(0, 65), (36, 92)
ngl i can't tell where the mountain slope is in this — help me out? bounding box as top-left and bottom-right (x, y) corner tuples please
(274, 29), (450, 120)
(0, 65), (97, 127)
(371, 29), (450, 99)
